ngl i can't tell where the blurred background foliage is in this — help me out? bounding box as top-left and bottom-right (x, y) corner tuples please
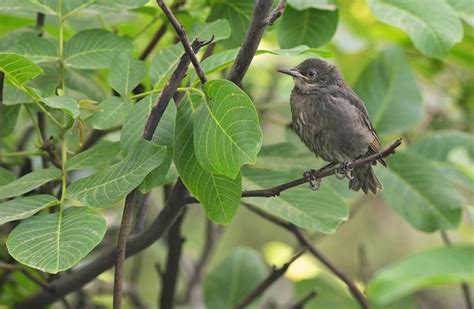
(0, 0), (473, 308)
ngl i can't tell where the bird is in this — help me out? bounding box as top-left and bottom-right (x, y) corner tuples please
(278, 58), (386, 194)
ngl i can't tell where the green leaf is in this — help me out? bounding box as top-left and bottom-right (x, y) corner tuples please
(194, 79), (262, 178)
(66, 141), (121, 171)
(64, 29), (133, 69)
(140, 99), (177, 192)
(30, 0), (94, 17)
(0, 168), (62, 200)
(43, 96), (80, 118)
(204, 247), (267, 309)
(108, 51), (146, 97)
(14, 34), (58, 63)
(189, 19), (231, 42)
(91, 0), (148, 11)
(174, 94), (241, 224)
(1, 104), (21, 137)
(287, 0), (337, 11)
(0, 195), (59, 225)
(410, 131), (474, 163)
(149, 44), (183, 88)
(243, 168), (348, 233)
(377, 152), (463, 232)
(90, 97), (132, 130)
(277, 6), (338, 49)
(354, 46), (422, 134)
(367, 245), (474, 305)
(0, 52), (43, 87)
(367, 0), (463, 58)
(0, 167), (15, 186)
(6, 207), (106, 273)
(67, 140), (166, 208)
(207, 0), (254, 48)
(446, 0), (474, 26)
(65, 67), (106, 102)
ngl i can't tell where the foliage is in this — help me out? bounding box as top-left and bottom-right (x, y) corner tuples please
(0, 0), (472, 307)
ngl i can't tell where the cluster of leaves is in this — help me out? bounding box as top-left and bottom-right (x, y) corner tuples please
(0, 0), (473, 307)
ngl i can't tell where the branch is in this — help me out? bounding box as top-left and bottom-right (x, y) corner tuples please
(236, 248), (306, 308)
(290, 290), (317, 309)
(242, 203), (370, 309)
(157, 0), (207, 84)
(227, 0), (274, 84)
(265, 0), (286, 26)
(139, 24), (167, 60)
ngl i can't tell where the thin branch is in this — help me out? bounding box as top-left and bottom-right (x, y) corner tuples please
(156, 0), (207, 84)
(290, 290), (317, 309)
(35, 13), (45, 36)
(227, 0), (274, 84)
(440, 231), (472, 309)
(236, 248), (306, 308)
(139, 23), (167, 60)
(242, 203), (370, 309)
(265, 0), (286, 26)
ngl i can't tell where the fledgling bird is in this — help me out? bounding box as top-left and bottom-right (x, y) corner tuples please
(278, 58), (386, 194)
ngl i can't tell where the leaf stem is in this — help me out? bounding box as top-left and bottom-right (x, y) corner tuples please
(58, 1), (66, 92)
(1, 150), (44, 158)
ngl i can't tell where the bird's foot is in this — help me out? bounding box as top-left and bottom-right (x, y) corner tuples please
(335, 161), (354, 180)
(303, 169), (321, 191)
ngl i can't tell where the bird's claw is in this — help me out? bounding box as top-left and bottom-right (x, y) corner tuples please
(335, 161), (354, 180)
(304, 169), (321, 191)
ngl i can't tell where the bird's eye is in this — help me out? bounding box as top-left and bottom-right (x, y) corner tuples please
(307, 71), (316, 77)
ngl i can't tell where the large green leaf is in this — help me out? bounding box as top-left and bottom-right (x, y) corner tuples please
(0, 52), (43, 88)
(66, 141), (121, 171)
(14, 34), (58, 63)
(1, 104), (21, 137)
(43, 96), (80, 118)
(64, 29), (133, 69)
(367, 245), (474, 305)
(287, 0), (337, 10)
(90, 97), (132, 130)
(207, 0), (253, 48)
(377, 152), (463, 232)
(7, 207), (106, 273)
(446, 0), (474, 26)
(277, 5), (338, 49)
(108, 51), (146, 97)
(29, 0), (94, 17)
(174, 94), (241, 224)
(0, 195), (59, 225)
(204, 247), (267, 309)
(410, 131), (474, 163)
(194, 79), (262, 178)
(189, 19), (231, 43)
(354, 47), (422, 134)
(367, 0), (463, 58)
(149, 44), (183, 88)
(0, 168), (15, 186)
(243, 168), (348, 233)
(67, 140), (166, 208)
(0, 168), (62, 200)
(91, 0), (148, 11)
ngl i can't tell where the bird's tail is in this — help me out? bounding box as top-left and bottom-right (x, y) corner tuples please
(349, 164), (383, 195)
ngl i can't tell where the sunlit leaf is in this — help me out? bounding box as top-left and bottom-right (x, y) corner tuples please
(0, 168), (62, 200)
(367, 0), (463, 58)
(445, 0), (474, 26)
(0, 52), (43, 88)
(7, 207), (106, 273)
(0, 195), (59, 225)
(30, 0), (95, 17)
(367, 245), (474, 305)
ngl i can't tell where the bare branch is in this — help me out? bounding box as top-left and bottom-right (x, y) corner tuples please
(242, 203), (370, 309)
(237, 248), (306, 308)
(290, 290), (317, 309)
(265, 0), (286, 26)
(157, 0), (207, 84)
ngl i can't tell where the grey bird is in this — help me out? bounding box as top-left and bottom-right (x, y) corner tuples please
(278, 58), (386, 194)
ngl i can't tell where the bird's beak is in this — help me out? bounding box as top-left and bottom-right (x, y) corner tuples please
(277, 67), (307, 80)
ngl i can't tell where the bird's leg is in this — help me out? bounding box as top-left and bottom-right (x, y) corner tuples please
(335, 160), (354, 180)
(304, 162), (337, 191)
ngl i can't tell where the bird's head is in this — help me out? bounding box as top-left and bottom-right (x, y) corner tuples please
(278, 58), (341, 91)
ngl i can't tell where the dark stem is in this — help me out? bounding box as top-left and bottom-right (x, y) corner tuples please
(290, 290), (317, 309)
(227, 0), (274, 84)
(265, 0), (286, 26)
(159, 208), (187, 309)
(242, 203), (370, 309)
(35, 13), (45, 36)
(156, 0), (208, 84)
(236, 248), (306, 308)
(440, 231), (472, 309)
(139, 24), (167, 60)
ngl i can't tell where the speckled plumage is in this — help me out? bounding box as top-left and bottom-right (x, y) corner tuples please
(281, 58), (385, 194)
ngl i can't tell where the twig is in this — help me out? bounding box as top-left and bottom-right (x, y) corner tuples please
(159, 208), (187, 308)
(227, 0), (274, 84)
(290, 290), (317, 309)
(156, 0), (207, 84)
(139, 23), (167, 60)
(35, 13), (45, 36)
(265, 0), (286, 26)
(440, 231), (472, 309)
(236, 248), (306, 308)
(242, 203), (370, 309)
